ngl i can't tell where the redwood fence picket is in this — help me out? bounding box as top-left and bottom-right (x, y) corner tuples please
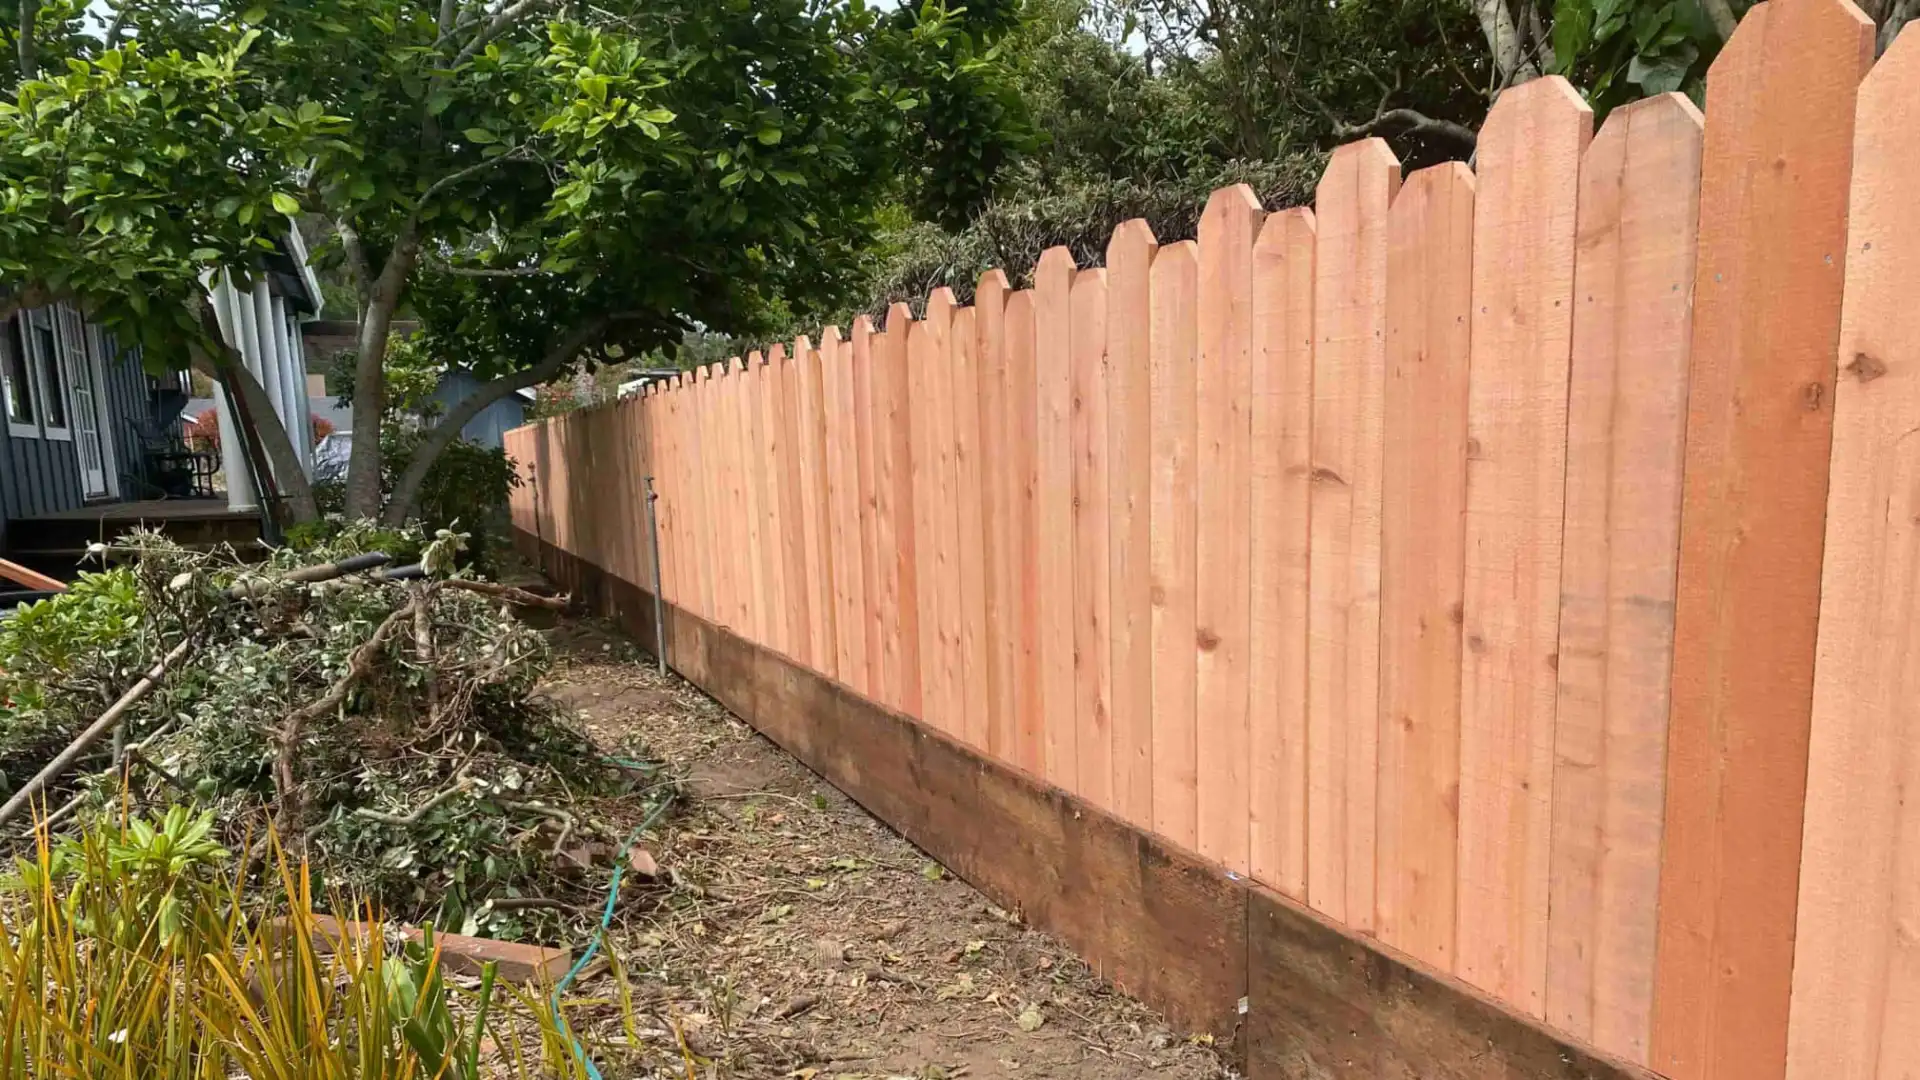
(505, 5), (1918, 1077)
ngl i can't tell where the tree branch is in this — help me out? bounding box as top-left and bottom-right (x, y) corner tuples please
(415, 148), (532, 209)
(335, 220), (374, 313)
(1331, 108), (1478, 152)
(453, 0), (552, 67)
(428, 261), (552, 278)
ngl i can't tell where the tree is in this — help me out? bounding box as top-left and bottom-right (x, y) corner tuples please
(2, 0), (1031, 524)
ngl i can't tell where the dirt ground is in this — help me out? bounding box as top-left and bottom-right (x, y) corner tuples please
(535, 616), (1231, 1080)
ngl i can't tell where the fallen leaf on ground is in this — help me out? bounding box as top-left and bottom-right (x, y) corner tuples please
(1017, 1003), (1045, 1032)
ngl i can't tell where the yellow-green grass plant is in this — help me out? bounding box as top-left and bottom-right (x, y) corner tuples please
(0, 806), (606, 1078)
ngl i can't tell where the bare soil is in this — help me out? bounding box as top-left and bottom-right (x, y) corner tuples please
(536, 616), (1231, 1079)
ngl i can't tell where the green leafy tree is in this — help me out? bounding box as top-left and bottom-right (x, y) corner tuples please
(2, 0), (1030, 525)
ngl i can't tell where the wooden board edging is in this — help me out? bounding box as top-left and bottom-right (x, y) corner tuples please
(517, 528), (1660, 1080)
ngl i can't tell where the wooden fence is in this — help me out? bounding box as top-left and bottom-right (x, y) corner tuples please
(506, 4), (1919, 1077)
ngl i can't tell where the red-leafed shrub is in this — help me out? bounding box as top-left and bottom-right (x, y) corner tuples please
(183, 411), (336, 450)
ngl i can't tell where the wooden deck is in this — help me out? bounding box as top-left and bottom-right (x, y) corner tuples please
(19, 498), (256, 525)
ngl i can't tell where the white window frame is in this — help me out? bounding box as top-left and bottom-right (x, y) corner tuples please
(1, 314), (40, 439)
(33, 307), (74, 443)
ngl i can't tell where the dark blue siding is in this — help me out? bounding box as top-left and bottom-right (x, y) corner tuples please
(431, 371), (527, 451)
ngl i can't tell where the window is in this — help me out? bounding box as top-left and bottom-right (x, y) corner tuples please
(2, 316), (36, 435)
(33, 310), (70, 440)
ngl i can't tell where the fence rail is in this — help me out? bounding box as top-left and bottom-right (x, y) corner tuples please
(507, 6), (1919, 1077)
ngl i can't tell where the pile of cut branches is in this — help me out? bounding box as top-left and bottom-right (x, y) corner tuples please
(0, 525), (666, 938)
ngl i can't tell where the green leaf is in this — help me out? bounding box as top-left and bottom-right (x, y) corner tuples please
(755, 127), (782, 145)
(271, 192), (302, 216)
(241, 5), (266, 24)
(463, 128), (499, 144)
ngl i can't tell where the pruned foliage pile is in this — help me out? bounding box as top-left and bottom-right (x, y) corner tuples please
(0, 526), (661, 938)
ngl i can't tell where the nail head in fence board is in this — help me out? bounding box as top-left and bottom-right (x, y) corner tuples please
(781, 342), (813, 666)
(1149, 241), (1201, 848)
(825, 331), (864, 684)
(1378, 161), (1474, 973)
(851, 319), (884, 702)
(928, 291), (967, 739)
(1249, 207), (1315, 899)
(1071, 267), (1114, 808)
(1035, 247), (1079, 789)
(1106, 220), (1160, 830)
(1195, 185), (1262, 873)
(1652, 0), (1873, 1074)
(908, 300), (951, 733)
(798, 335), (837, 677)
(1005, 289), (1045, 775)
(976, 270), (1016, 761)
(1547, 92), (1702, 1065)
(1785, 26), (1920, 1080)
(1457, 77), (1590, 1017)
(879, 312), (925, 717)
(951, 305), (990, 751)
(1307, 138), (1400, 929)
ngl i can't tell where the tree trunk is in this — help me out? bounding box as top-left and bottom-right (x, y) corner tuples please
(380, 355), (568, 526)
(343, 240), (417, 521)
(1472, 0), (1540, 87)
(15, 0), (38, 81)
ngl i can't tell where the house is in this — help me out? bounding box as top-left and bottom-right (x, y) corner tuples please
(0, 235), (324, 574)
(301, 321), (534, 452)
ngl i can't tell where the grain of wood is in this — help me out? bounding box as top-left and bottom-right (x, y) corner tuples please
(1457, 77), (1590, 1018)
(976, 271), (1016, 761)
(1071, 267), (1113, 808)
(1784, 25), (1920, 1080)
(1248, 208), (1315, 899)
(1545, 93), (1702, 1066)
(687, 368), (715, 620)
(1035, 248), (1078, 788)
(851, 318), (885, 703)
(1377, 161), (1474, 972)
(1149, 241), (1201, 848)
(1195, 186), (1262, 874)
(1652, 2), (1873, 1075)
(951, 304), (991, 751)
(1306, 138), (1399, 929)
(1106, 220), (1159, 830)
(1005, 289), (1045, 774)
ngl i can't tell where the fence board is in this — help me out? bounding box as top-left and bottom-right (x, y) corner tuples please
(746, 353), (774, 644)
(908, 304), (946, 732)
(824, 331), (864, 684)
(1036, 248), (1078, 788)
(1005, 289), (1045, 774)
(851, 319), (883, 702)
(952, 305), (990, 751)
(976, 271), (1015, 761)
(1107, 221), (1159, 830)
(1248, 207), (1315, 899)
(1458, 76), (1590, 1018)
(1786, 28), (1920, 1080)
(880, 307), (924, 718)
(1150, 241), (1201, 848)
(1071, 268), (1113, 808)
(1653, 1), (1872, 1074)
(761, 347), (791, 656)
(1307, 138), (1398, 929)
(1545, 93), (1702, 1065)
(780, 343), (812, 665)
(928, 292), (966, 738)
(797, 335), (837, 676)
(1376, 162), (1474, 973)
(715, 362), (744, 631)
(1196, 186), (1262, 873)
